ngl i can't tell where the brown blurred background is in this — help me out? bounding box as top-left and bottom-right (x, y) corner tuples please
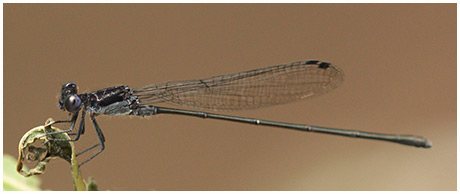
(4, 4), (456, 191)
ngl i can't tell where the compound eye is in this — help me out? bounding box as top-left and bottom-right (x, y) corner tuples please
(62, 82), (78, 94)
(64, 94), (82, 113)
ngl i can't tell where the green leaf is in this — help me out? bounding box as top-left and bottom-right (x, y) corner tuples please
(15, 118), (88, 191)
(3, 154), (41, 191)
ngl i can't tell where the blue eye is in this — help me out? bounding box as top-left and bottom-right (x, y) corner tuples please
(64, 94), (82, 113)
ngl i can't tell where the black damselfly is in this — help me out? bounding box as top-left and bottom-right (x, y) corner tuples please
(45, 60), (432, 167)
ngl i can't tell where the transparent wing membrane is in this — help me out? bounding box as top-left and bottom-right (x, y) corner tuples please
(133, 60), (344, 111)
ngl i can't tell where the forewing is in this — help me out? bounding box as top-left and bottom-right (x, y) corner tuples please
(133, 60), (344, 111)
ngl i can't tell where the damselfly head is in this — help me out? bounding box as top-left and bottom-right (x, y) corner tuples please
(59, 82), (82, 113)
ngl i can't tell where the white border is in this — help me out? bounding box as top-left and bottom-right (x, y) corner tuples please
(2, 0), (460, 3)
(1, 1), (458, 192)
